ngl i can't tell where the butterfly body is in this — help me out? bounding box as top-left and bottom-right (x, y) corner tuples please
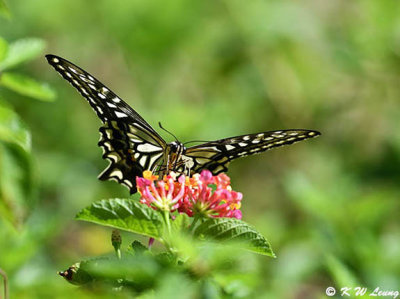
(46, 54), (320, 194)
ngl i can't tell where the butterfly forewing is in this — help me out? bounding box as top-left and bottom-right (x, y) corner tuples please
(46, 55), (167, 193)
(184, 129), (320, 174)
(47, 54), (321, 194)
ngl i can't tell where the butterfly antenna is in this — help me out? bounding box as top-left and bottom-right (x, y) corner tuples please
(158, 122), (179, 142)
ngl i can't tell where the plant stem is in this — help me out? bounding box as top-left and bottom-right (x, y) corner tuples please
(189, 216), (200, 233)
(0, 268), (9, 299)
(115, 248), (121, 259)
(163, 210), (172, 235)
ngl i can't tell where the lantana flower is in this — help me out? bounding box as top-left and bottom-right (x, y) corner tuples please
(136, 170), (242, 219)
(136, 171), (186, 212)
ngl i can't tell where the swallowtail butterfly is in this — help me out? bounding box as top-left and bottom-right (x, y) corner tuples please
(46, 54), (320, 194)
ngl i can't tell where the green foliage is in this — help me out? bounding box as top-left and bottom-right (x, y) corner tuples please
(0, 37), (55, 102)
(1, 0), (400, 297)
(0, 72), (55, 101)
(0, 37), (7, 62)
(0, 101), (34, 226)
(76, 198), (273, 255)
(194, 217), (275, 257)
(59, 237), (261, 297)
(71, 197), (273, 295)
(0, 100), (30, 152)
(0, 38), (45, 72)
(0, 36), (53, 227)
(0, 0), (10, 19)
(76, 198), (165, 239)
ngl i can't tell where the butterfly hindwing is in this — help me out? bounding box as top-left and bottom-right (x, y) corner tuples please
(47, 54), (321, 194)
(184, 129), (320, 174)
(98, 121), (164, 193)
(46, 55), (167, 193)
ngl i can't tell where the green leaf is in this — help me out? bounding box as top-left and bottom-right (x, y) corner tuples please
(0, 38), (45, 71)
(194, 218), (275, 257)
(83, 255), (160, 283)
(0, 0), (10, 19)
(0, 101), (31, 152)
(0, 72), (56, 101)
(0, 143), (35, 227)
(172, 213), (191, 233)
(0, 100), (35, 227)
(76, 198), (165, 240)
(0, 37), (8, 63)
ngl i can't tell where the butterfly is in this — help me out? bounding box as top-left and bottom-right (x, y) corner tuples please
(46, 54), (320, 194)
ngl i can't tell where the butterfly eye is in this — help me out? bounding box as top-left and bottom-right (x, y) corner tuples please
(170, 142), (180, 153)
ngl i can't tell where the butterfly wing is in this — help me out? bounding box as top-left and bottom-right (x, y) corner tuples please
(183, 129), (320, 174)
(46, 54), (166, 193)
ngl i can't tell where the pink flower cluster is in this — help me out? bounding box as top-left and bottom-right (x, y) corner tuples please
(136, 170), (242, 219)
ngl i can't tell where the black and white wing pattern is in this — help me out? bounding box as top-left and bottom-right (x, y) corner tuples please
(183, 129), (320, 174)
(46, 54), (166, 194)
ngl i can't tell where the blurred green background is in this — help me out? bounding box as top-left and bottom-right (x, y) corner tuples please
(1, 0), (400, 297)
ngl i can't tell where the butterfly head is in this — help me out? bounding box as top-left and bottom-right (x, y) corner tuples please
(169, 141), (186, 154)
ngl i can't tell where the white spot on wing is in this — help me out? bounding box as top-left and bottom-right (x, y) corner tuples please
(128, 134), (143, 143)
(137, 143), (162, 153)
(115, 111), (127, 118)
(101, 87), (109, 94)
(225, 145), (235, 151)
(139, 155), (147, 166)
(107, 102), (117, 108)
(239, 142), (247, 147)
(124, 180), (133, 188)
(110, 170), (123, 180)
(101, 141), (112, 151)
(53, 57), (59, 63)
(104, 129), (113, 138)
(148, 153), (163, 167)
(98, 93), (106, 99)
(112, 97), (121, 103)
(106, 153), (120, 162)
(68, 67), (78, 74)
(80, 75), (91, 83)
